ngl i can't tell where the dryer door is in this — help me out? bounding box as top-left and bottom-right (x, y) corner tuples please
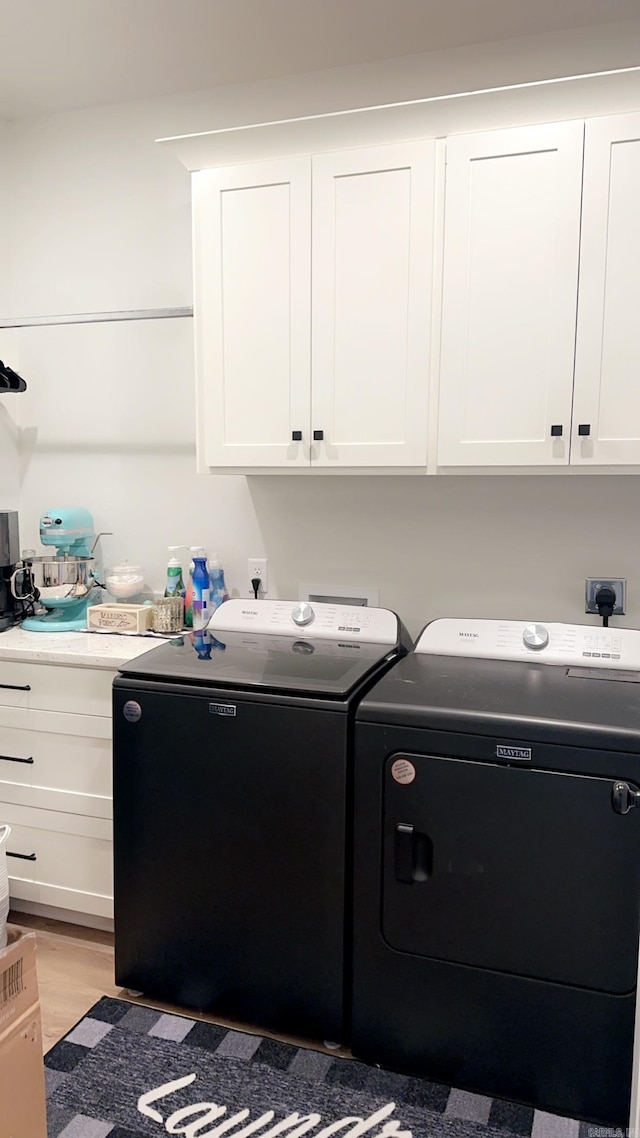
(382, 754), (640, 993)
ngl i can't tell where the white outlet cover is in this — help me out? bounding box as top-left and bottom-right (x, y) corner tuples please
(248, 558), (268, 592)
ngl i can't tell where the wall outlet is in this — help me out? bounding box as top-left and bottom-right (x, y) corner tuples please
(585, 578), (626, 615)
(248, 557), (268, 594)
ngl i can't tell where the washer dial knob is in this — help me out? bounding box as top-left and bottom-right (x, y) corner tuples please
(292, 602), (315, 627)
(522, 623), (549, 651)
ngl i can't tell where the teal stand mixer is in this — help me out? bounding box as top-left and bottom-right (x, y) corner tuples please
(21, 508), (108, 632)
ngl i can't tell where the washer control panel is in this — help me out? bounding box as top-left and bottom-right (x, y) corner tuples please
(208, 598), (398, 644)
(415, 618), (640, 669)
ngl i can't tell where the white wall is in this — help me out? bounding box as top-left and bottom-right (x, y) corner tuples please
(6, 24), (640, 635)
(0, 119), (21, 512)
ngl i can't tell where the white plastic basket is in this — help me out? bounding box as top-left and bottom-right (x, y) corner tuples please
(0, 824), (10, 950)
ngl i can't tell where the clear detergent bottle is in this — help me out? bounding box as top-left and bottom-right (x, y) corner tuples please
(209, 553), (229, 614)
(191, 555), (211, 631)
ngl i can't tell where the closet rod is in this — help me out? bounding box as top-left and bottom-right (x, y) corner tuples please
(0, 306), (193, 329)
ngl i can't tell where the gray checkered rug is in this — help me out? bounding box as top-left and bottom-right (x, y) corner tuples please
(45, 998), (588, 1138)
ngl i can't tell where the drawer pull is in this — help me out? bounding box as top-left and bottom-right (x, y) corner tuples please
(7, 850), (37, 861)
(0, 683), (30, 692)
(0, 754), (34, 765)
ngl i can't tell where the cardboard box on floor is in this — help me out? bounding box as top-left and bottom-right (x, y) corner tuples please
(0, 926), (47, 1138)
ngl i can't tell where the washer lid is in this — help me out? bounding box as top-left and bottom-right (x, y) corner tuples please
(119, 628), (397, 697)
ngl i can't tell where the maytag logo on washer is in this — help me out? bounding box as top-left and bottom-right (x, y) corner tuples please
(209, 703), (237, 717)
(496, 745), (531, 761)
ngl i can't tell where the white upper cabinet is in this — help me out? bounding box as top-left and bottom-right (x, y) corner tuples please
(437, 122), (584, 467)
(193, 158), (311, 469)
(311, 142), (436, 467)
(572, 113), (640, 465)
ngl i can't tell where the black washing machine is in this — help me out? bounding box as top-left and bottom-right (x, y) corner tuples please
(352, 618), (640, 1126)
(113, 598), (409, 1044)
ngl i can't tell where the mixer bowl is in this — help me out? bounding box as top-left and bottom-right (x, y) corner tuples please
(29, 556), (94, 601)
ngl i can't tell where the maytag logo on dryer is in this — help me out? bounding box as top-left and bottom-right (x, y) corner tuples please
(497, 745), (532, 762)
(458, 631), (480, 638)
(209, 703), (237, 717)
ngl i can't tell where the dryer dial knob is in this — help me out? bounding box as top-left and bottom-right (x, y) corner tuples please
(522, 623), (549, 651)
(292, 602), (315, 627)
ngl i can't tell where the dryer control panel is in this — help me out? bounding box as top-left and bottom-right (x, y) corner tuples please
(208, 598), (398, 644)
(415, 618), (640, 669)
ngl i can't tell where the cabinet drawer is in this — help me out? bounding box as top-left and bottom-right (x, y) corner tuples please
(0, 659), (114, 715)
(0, 722), (112, 817)
(0, 703), (111, 740)
(3, 803), (113, 919)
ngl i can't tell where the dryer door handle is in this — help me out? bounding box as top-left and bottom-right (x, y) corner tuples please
(394, 823), (433, 883)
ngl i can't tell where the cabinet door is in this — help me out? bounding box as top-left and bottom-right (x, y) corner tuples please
(438, 122), (584, 466)
(311, 142), (435, 467)
(4, 802), (113, 919)
(572, 113), (640, 465)
(193, 159), (311, 468)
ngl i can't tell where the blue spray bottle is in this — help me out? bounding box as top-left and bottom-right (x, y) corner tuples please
(191, 556), (211, 631)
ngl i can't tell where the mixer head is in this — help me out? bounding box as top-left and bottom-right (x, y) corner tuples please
(39, 508), (95, 555)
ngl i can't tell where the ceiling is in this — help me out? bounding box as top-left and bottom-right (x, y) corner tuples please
(1, 0), (638, 118)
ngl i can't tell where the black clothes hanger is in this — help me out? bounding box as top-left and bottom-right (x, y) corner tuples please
(0, 361), (27, 392)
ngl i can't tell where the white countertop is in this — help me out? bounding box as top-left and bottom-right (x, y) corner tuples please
(0, 626), (159, 669)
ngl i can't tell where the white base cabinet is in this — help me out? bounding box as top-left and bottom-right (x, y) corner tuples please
(0, 659), (115, 925)
(2, 803), (113, 920)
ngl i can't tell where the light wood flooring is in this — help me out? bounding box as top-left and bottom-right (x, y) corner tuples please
(8, 911), (345, 1057)
(8, 912), (120, 1052)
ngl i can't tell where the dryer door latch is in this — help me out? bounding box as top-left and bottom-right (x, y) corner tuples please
(612, 781), (640, 815)
(394, 823), (433, 882)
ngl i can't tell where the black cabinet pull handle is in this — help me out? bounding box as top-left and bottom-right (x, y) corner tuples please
(313, 430), (324, 441)
(0, 754), (34, 765)
(7, 851), (37, 861)
(291, 430), (302, 442)
(550, 425), (563, 437)
(0, 683), (30, 692)
(578, 424), (591, 437)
